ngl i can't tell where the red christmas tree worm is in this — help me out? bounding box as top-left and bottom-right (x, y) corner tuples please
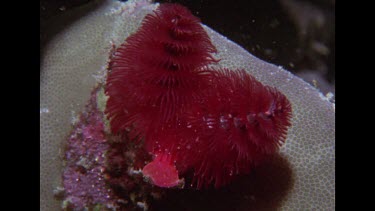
(105, 3), (218, 140)
(105, 3), (292, 189)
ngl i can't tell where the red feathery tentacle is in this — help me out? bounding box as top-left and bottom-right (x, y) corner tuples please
(177, 69), (292, 188)
(105, 3), (218, 139)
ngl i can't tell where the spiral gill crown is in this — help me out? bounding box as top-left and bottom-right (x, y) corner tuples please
(105, 3), (218, 135)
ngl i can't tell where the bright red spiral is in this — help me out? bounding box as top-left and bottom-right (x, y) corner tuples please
(105, 3), (218, 138)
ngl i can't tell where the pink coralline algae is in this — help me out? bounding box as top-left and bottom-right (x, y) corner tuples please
(60, 88), (165, 210)
(61, 88), (117, 210)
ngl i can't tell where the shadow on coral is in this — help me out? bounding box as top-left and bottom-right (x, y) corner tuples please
(151, 153), (294, 211)
(40, 0), (106, 65)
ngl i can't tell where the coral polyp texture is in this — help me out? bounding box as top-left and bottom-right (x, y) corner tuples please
(105, 3), (218, 138)
(105, 3), (292, 189)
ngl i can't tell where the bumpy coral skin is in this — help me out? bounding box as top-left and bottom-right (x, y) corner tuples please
(105, 3), (218, 139)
